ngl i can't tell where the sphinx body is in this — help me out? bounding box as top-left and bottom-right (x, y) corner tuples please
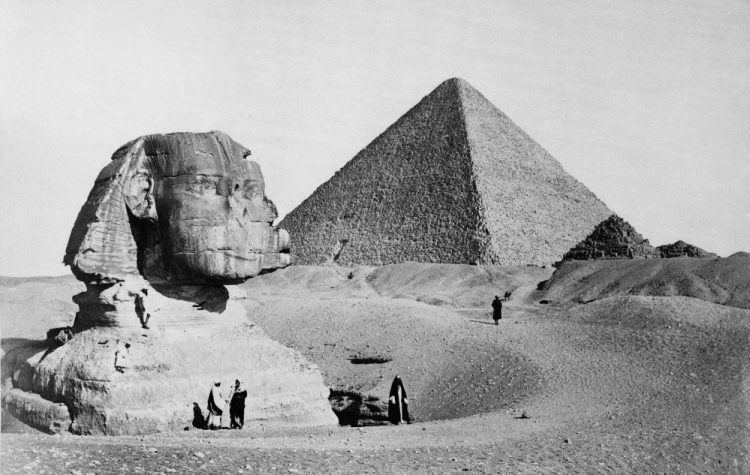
(2, 132), (336, 434)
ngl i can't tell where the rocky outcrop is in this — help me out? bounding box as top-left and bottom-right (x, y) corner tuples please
(657, 240), (717, 258)
(3, 132), (336, 435)
(560, 214), (661, 262)
(279, 78), (612, 266)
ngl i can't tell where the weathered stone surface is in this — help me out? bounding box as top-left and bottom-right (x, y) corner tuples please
(560, 214), (661, 262)
(7, 287), (335, 435)
(64, 131), (290, 284)
(3, 131), (336, 434)
(2, 389), (71, 434)
(279, 78), (612, 266)
(657, 240), (717, 258)
(3, 281), (337, 435)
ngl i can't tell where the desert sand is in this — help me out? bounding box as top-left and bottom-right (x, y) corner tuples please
(2, 257), (749, 473)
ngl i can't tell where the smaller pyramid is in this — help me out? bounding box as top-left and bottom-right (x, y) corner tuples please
(657, 241), (716, 258)
(560, 214), (660, 262)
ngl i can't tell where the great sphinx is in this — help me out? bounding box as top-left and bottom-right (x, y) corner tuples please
(2, 131), (336, 434)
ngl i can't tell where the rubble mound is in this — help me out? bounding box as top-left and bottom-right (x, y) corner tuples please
(560, 214), (660, 262)
(280, 78), (611, 266)
(657, 240), (717, 258)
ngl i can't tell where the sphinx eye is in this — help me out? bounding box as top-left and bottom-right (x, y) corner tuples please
(186, 176), (219, 196)
(215, 177), (232, 196)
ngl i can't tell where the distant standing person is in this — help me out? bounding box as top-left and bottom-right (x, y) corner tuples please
(388, 376), (411, 424)
(206, 381), (225, 429)
(229, 379), (247, 429)
(492, 296), (503, 325)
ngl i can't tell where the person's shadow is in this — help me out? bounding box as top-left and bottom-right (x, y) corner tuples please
(469, 319), (497, 325)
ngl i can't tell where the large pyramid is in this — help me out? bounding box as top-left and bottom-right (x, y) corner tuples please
(280, 78), (613, 266)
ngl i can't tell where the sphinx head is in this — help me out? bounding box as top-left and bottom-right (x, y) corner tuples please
(64, 131), (291, 284)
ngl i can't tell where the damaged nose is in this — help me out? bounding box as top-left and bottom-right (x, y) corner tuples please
(232, 183), (243, 201)
(262, 249), (293, 270)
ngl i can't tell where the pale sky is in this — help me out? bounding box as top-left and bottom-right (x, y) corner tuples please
(1, 0), (748, 276)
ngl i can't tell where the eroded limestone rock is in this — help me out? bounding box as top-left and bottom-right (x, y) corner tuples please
(2, 132), (336, 434)
(64, 131), (291, 284)
(10, 286), (334, 435)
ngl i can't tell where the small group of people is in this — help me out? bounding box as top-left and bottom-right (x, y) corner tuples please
(198, 376), (412, 428)
(203, 379), (247, 430)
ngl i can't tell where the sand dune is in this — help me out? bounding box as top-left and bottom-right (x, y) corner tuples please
(2, 262), (749, 472)
(541, 255), (750, 309)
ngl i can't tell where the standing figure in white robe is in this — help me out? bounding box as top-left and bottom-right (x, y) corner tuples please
(207, 382), (226, 429)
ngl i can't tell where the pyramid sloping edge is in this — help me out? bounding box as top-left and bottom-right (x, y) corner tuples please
(457, 80), (613, 265)
(281, 78), (615, 266)
(279, 79), (494, 265)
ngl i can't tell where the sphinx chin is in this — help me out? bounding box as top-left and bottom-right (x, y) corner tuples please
(2, 132), (335, 435)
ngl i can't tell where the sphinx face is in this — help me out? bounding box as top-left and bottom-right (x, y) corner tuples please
(156, 158), (274, 281)
(64, 131), (290, 284)
(129, 132), (288, 283)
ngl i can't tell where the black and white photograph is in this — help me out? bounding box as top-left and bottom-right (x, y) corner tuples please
(1, 1), (749, 473)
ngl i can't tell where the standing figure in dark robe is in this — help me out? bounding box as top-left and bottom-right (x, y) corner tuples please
(388, 376), (411, 424)
(229, 379), (248, 429)
(192, 402), (207, 429)
(206, 382), (225, 429)
(492, 296), (503, 325)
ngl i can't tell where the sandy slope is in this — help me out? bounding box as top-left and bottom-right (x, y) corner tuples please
(2, 262), (749, 473)
(542, 255), (750, 309)
(0, 276), (82, 340)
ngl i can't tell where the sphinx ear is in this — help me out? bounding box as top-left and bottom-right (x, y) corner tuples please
(124, 169), (158, 221)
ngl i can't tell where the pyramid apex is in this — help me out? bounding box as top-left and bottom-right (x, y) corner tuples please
(437, 77), (474, 89)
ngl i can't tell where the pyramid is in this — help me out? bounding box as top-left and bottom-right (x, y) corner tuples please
(657, 240), (716, 258)
(280, 78), (613, 266)
(560, 214), (661, 262)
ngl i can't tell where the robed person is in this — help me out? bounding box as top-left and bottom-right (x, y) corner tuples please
(492, 296), (503, 325)
(206, 382), (225, 429)
(388, 376), (411, 424)
(229, 379), (248, 429)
